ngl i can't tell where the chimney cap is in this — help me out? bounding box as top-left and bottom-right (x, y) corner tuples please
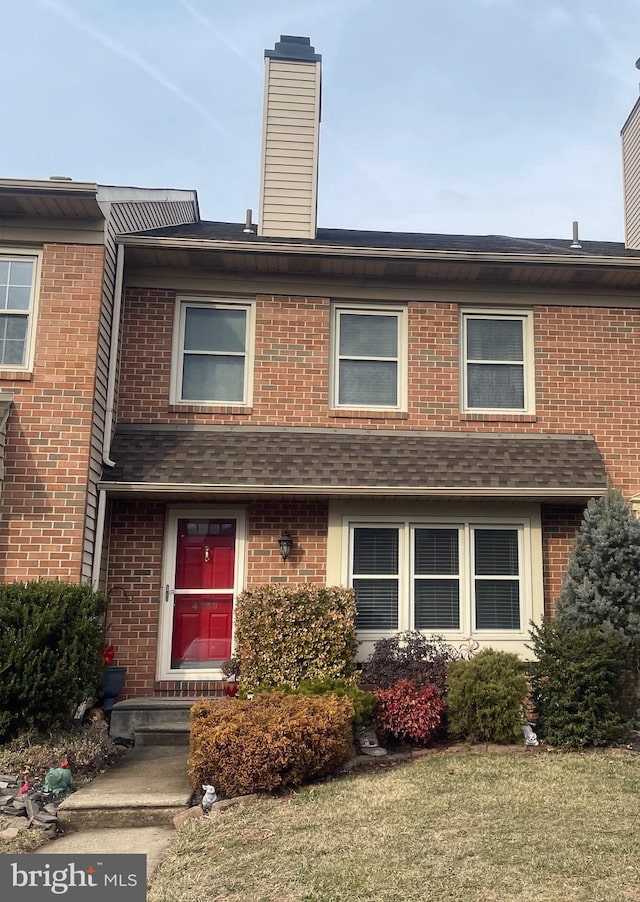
(265, 35), (321, 63)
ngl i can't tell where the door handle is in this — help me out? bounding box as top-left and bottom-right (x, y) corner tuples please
(165, 584), (171, 603)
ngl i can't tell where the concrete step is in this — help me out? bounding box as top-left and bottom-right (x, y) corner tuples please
(57, 747), (193, 831)
(110, 698), (196, 741)
(134, 723), (190, 748)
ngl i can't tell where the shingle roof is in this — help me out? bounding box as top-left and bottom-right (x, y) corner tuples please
(101, 427), (607, 499)
(127, 220), (640, 258)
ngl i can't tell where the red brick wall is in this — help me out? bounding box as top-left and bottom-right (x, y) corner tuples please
(117, 291), (640, 493)
(0, 243), (104, 581)
(541, 504), (584, 617)
(106, 498), (329, 698)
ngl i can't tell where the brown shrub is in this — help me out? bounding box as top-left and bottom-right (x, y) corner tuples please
(189, 694), (355, 797)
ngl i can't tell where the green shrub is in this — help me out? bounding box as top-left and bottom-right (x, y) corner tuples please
(0, 581), (107, 741)
(250, 678), (376, 733)
(359, 631), (458, 694)
(529, 620), (632, 748)
(234, 585), (357, 691)
(446, 648), (528, 744)
(189, 694), (355, 797)
(374, 680), (445, 746)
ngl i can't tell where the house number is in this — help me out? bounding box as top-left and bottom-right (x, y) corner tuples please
(191, 601), (219, 610)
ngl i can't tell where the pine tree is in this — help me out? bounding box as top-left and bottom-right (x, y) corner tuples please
(557, 488), (640, 647)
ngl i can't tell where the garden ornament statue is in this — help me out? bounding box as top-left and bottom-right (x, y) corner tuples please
(357, 727), (387, 757)
(202, 784), (217, 810)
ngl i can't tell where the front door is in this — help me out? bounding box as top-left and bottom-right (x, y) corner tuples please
(159, 510), (245, 679)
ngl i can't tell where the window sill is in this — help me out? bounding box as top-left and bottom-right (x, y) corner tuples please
(0, 371), (33, 382)
(329, 408), (409, 420)
(168, 404), (253, 415)
(460, 412), (537, 423)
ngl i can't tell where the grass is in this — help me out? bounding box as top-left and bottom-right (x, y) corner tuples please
(148, 751), (640, 902)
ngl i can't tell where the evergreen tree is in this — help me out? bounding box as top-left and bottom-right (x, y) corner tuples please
(557, 488), (640, 647)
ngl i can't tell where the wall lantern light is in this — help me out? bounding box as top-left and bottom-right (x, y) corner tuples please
(278, 531), (293, 561)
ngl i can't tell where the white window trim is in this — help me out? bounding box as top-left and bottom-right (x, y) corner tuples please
(345, 515), (532, 642)
(460, 308), (535, 414)
(0, 249), (42, 373)
(330, 303), (407, 411)
(170, 296), (255, 406)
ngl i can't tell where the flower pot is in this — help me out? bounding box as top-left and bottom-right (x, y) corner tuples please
(101, 665), (127, 713)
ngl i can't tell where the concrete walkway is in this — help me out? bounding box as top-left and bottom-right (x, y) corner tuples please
(38, 745), (193, 877)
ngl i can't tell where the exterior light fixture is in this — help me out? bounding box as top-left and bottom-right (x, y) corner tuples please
(278, 531), (293, 561)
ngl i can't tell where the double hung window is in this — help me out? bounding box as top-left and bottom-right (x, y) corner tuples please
(172, 299), (253, 404)
(0, 254), (39, 369)
(462, 311), (533, 412)
(332, 306), (405, 409)
(349, 520), (527, 636)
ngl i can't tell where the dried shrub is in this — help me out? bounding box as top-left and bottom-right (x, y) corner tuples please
(234, 585), (357, 691)
(374, 680), (445, 745)
(0, 721), (118, 783)
(0, 581), (107, 741)
(189, 694), (355, 797)
(359, 631), (458, 694)
(446, 648), (528, 744)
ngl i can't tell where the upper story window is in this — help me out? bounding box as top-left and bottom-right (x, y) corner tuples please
(0, 253), (39, 370)
(332, 305), (406, 409)
(171, 298), (254, 405)
(462, 311), (534, 413)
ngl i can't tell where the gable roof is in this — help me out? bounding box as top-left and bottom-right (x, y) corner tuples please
(101, 426), (607, 503)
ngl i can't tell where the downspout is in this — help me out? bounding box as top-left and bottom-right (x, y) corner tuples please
(92, 242), (125, 589)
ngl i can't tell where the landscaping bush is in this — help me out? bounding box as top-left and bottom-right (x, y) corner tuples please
(556, 489), (640, 649)
(446, 648), (528, 744)
(189, 694), (355, 797)
(0, 721), (119, 783)
(374, 680), (445, 745)
(529, 620), (632, 747)
(251, 678), (376, 733)
(0, 581), (107, 741)
(234, 585), (357, 691)
(359, 631), (458, 694)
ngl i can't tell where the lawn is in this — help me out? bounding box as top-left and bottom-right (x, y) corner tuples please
(148, 750), (640, 902)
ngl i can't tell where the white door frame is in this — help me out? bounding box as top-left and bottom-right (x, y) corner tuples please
(157, 505), (247, 681)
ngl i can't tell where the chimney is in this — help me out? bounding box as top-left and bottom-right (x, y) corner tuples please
(621, 59), (640, 249)
(258, 36), (322, 239)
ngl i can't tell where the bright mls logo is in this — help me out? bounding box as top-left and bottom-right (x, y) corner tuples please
(0, 855), (146, 900)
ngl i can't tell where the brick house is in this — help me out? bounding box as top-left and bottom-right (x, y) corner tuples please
(0, 179), (198, 588)
(88, 36), (640, 703)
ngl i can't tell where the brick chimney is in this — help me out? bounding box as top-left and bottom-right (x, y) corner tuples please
(621, 61), (640, 249)
(257, 36), (322, 239)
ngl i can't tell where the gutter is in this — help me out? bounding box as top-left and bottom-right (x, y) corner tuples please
(118, 235), (640, 269)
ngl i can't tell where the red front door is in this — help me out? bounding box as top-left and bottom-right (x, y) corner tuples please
(171, 518), (236, 669)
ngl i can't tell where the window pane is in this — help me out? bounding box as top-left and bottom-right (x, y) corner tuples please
(0, 260), (9, 286)
(467, 363), (524, 409)
(182, 355), (244, 401)
(0, 315), (26, 366)
(184, 307), (246, 353)
(467, 318), (523, 361)
(474, 530), (519, 576)
(354, 579), (398, 629)
(7, 286), (31, 310)
(8, 259), (34, 287)
(339, 313), (397, 358)
(415, 580), (460, 629)
(353, 528), (398, 574)
(475, 581), (520, 629)
(338, 360), (397, 406)
(415, 528), (458, 575)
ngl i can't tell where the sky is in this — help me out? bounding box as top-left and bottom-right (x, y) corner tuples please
(2, 0), (640, 242)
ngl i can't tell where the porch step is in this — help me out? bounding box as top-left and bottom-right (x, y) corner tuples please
(110, 698), (196, 742)
(57, 747), (193, 831)
(134, 723), (190, 748)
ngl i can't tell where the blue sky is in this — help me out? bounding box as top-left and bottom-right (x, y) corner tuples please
(3, 0), (640, 241)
